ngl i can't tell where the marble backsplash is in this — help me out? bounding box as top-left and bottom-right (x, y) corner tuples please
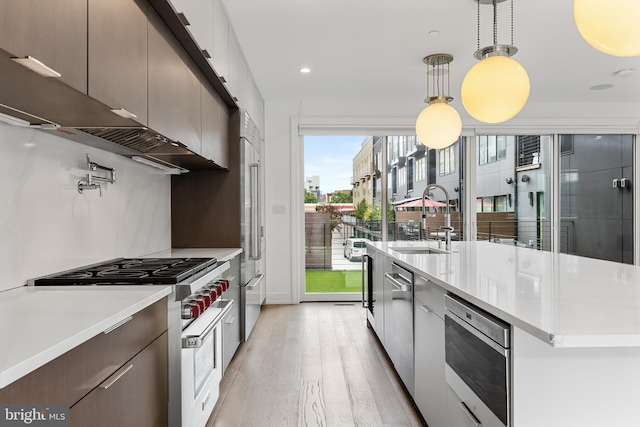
(0, 122), (171, 292)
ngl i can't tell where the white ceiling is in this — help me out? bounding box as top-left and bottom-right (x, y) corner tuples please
(222, 0), (640, 117)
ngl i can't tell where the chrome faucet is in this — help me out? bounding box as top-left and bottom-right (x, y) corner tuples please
(421, 183), (453, 252)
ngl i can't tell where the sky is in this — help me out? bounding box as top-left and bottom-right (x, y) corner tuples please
(304, 135), (367, 195)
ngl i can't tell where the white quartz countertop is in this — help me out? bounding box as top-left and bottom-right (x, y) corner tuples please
(143, 247), (242, 262)
(0, 247), (241, 389)
(0, 285), (171, 389)
(369, 241), (640, 348)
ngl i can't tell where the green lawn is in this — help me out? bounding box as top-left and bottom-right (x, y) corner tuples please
(305, 270), (362, 293)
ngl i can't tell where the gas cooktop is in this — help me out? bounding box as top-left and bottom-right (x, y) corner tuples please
(33, 257), (218, 286)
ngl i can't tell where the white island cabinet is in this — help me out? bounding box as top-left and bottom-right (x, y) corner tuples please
(414, 274), (448, 427)
(367, 240), (640, 427)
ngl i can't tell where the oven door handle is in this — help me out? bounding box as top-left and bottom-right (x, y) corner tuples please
(182, 300), (234, 349)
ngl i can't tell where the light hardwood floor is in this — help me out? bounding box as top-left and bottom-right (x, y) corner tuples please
(207, 303), (426, 427)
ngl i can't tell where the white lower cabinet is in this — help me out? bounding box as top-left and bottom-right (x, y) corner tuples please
(447, 385), (485, 427)
(414, 278), (448, 427)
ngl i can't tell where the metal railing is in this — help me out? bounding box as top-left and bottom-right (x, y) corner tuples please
(306, 219), (572, 267)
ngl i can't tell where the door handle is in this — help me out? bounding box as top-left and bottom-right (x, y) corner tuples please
(458, 401), (482, 426)
(250, 163), (262, 260)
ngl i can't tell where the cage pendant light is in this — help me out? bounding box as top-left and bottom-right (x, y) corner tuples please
(415, 54), (462, 150)
(461, 0), (530, 124)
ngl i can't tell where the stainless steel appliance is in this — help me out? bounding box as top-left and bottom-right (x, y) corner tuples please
(384, 262), (414, 395)
(32, 257), (235, 427)
(444, 294), (511, 427)
(239, 110), (265, 340)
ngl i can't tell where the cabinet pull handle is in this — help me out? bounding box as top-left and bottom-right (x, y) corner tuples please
(420, 304), (432, 314)
(458, 401), (482, 426)
(103, 316), (133, 335)
(384, 273), (411, 292)
(202, 391), (211, 410)
(100, 364), (134, 390)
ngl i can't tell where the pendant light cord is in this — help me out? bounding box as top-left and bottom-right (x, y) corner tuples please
(511, 0), (514, 45)
(477, 0), (480, 51)
(493, 0), (497, 45)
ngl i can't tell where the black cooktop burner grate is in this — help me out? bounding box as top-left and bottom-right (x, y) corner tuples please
(34, 257), (217, 286)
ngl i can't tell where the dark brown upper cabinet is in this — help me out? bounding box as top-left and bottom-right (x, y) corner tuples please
(201, 78), (230, 168)
(0, 0), (88, 94)
(148, 7), (202, 154)
(88, 0), (149, 125)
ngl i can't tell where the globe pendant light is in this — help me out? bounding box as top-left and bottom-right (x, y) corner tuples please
(461, 0), (530, 124)
(415, 54), (462, 149)
(574, 0), (640, 56)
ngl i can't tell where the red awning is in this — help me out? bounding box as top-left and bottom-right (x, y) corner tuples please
(304, 203), (355, 211)
(395, 199), (448, 208)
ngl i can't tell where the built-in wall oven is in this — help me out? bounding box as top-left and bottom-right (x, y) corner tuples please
(444, 294), (511, 427)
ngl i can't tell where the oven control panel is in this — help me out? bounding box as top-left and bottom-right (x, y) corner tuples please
(182, 279), (230, 320)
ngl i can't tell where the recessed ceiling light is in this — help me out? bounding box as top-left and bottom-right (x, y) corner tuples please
(428, 30), (440, 37)
(299, 67), (311, 73)
(590, 84), (614, 91)
(612, 68), (636, 78)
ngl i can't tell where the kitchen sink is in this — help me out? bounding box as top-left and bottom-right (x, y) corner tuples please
(390, 248), (447, 255)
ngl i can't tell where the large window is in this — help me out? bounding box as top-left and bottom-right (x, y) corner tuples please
(517, 135), (541, 168)
(416, 157), (426, 182)
(559, 134), (634, 264)
(439, 145), (456, 176)
(479, 135), (507, 165)
(407, 158), (414, 191)
(476, 135), (551, 249)
(391, 168), (397, 195)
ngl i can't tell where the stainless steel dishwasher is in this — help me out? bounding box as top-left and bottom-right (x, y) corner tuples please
(384, 262), (414, 395)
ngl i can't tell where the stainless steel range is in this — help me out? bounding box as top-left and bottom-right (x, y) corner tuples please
(33, 256), (234, 427)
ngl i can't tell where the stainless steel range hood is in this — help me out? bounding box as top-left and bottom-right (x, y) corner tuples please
(50, 126), (223, 172)
(0, 47), (223, 172)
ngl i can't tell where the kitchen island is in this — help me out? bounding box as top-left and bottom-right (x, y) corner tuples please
(367, 240), (640, 427)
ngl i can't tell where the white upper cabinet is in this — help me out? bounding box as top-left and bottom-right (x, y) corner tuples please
(170, 0), (215, 58)
(228, 29), (248, 106)
(247, 73), (265, 135)
(212, 0), (229, 82)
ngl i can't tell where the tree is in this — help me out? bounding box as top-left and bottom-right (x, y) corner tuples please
(363, 202), (395, 222)
(316, 204), (342, 232)
(331, 190), (353, 203)
(386, 200), (395, 222)
(304, 189), (318, 203)
(354, 199), (368, 220)
(363, 204), (380, 222)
